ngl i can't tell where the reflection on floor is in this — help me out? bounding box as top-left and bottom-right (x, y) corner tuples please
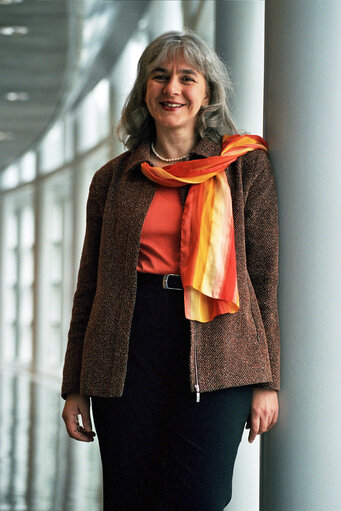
(0, 371), (102, 511)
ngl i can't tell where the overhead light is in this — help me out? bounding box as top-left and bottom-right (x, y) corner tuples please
(0, 0), (23, 4)
(0, 26), (29, 36)
(6, 92), (29, 101)
(0, 131), (14, 141)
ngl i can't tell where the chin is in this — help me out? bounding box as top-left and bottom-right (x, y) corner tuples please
(156, 118), (194, 131)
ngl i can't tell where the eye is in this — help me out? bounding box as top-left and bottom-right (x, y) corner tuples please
(153, 74), (168, 81)
(182, 76), (195, 83)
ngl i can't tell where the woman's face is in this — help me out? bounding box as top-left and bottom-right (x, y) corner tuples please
(144, 56), (209, 136)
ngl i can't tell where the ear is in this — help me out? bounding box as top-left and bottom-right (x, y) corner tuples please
(203, 84), (210, 106)
(202, 93), (210, 107)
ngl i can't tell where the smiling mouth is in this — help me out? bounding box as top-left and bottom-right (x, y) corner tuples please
(160, 102), (184, 109)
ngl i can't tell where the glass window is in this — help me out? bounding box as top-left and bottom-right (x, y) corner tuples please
(93, 79), (110, 141)
(79, 142), (111, 183)
(190, 0), (215, 47)
(29, 382), (66, 506)
(28, 377), (102, 510)
(1, 164), (19, 190)
(1, 209), (18, 362)
(20, 151), (36, 183)
(39, 171), (73, 372)
(111, 33), (148, 122)
(11, 376), (30, 504)
(1, 190), (34, 365)
(0, 373), (16, 500)
(64, 112), (75, 163)
(77, 79), (110, 154)
(40, 121), (64, 173)
(18, 205), (35, 364)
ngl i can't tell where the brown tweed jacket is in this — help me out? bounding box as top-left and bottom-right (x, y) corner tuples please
(61, 138), (280, 399)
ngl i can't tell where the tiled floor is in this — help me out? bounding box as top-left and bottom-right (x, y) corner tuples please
(0, 372), (102, 511)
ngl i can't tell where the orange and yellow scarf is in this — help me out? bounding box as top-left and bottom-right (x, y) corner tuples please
(141, 134), (268, 323)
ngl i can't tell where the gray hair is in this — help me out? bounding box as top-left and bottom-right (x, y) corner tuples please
(116, 30), (238, 150)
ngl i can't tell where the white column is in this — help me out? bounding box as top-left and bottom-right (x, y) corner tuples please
(33, 152), (47, 372)
(262, 2), (341, 510)
(216, 3), (266, 511)
(146, 0), (183, 41)
(215, 0), (265, 135)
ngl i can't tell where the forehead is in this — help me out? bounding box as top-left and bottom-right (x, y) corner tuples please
(152, 59), (198, 73)
(147, 48), (203, 76)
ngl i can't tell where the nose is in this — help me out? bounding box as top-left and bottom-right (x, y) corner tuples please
(162, 76), (180, 96)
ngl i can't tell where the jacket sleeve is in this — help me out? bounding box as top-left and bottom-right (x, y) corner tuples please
(61, 172), (103, 399)
(244, 150), (280, 390)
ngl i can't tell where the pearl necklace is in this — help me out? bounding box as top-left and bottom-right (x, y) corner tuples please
(151, 142), (189, 162)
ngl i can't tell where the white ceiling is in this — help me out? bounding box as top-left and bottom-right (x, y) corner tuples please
(0, 0), (150, 172)
(0, 0), (77, 170)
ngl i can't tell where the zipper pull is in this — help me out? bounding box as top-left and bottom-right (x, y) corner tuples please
(195, 384), (200, 403)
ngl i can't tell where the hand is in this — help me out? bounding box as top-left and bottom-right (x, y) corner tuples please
(62, 393), (96, 442)
(246, 388), (279, 443)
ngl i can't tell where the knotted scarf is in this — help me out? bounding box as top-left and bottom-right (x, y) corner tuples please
(141, 134), (268, 323)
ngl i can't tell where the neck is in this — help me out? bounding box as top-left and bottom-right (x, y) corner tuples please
(153, 127), (198, 160)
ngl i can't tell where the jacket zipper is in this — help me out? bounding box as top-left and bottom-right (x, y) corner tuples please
(194, 333), (201, 403)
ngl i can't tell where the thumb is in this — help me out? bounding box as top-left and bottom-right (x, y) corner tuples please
(79, 401), (93, 432)
(82, 413), (93, 432)
(245, 414), (251, 430)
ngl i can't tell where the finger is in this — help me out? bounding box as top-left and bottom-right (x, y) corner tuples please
(67, 414), (91, 442)
(248, 415), (260, 443)
(80, 408), (94, 433)
(245, 415), (251, 430)
(258, 415), (270, 435)
(77, 416), (96, 440)
(76, 424), (96, 440)
(78, 404), (96, 438)
(64, 413), (93, 442)
(266, 409), (279, 432)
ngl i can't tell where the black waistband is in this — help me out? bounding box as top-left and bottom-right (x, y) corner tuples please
(137, 272), (183, 291)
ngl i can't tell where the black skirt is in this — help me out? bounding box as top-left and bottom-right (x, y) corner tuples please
(92, 272), (253, 511)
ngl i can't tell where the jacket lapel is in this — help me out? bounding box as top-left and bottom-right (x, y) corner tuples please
(100, 144), (157, 285)
(99, 138), (221, 284)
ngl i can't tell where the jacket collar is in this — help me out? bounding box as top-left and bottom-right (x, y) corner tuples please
(125, 137), (222, 172)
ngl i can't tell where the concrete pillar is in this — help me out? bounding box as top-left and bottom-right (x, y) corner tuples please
(33, 152), (46, 372)
(215, 3), (266, 510)
(262, 2), (341, 510)
(32, 177), (42, 371)
(215, 0), (265, 135)
(146, 0), (183, 42)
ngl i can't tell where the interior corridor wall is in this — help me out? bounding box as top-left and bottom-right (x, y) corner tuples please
(0, 2), (269, 509)
(262, 2), (341, 509)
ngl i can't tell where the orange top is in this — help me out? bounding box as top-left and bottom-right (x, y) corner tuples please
(137, 185), (183, 274)
(140, 134), (268, 322)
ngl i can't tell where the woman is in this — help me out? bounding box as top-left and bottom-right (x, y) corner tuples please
(62, 30), (279, 511)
